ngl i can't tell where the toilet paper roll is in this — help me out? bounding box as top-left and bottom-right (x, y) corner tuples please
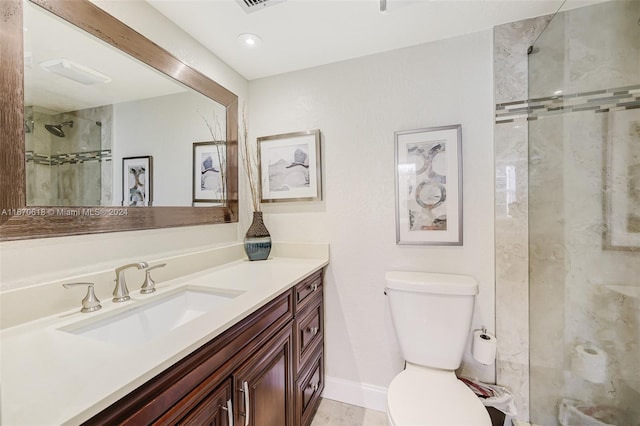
(572, 344), (607, 384)
(472, 330), (497, 365)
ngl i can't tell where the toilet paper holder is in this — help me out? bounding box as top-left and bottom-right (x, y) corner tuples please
(472, 326), (497, 365)
(479, 327), (491, 340)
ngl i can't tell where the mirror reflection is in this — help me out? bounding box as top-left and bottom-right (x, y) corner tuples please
(23, 0), (227, 208)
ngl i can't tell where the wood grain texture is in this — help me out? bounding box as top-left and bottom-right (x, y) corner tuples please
(0, 0), (239, 240)
(178, 379), (232, 426)
(233, 325), (294, 426)
(295, 345), (324, 426)
(293, 272), (323, 312)
(293, 293), (323, 374)
(0, 0), (26, 225)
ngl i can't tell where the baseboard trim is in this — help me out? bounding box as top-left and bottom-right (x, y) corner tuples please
(321, 375), (387, 412)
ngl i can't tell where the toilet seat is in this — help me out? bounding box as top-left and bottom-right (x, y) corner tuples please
(387, 364), (492, 426)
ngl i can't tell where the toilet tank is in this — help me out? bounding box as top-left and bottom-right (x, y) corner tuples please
(385, 271), (478, 370)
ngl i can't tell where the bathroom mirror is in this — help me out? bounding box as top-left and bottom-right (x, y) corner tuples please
(0, 0), (239, 240)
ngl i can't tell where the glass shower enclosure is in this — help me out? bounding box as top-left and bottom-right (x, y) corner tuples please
(528, 1), (640, 425)
(24, 107), (110, 206)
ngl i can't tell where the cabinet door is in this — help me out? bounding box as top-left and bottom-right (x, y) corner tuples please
(233, 325), (294, 426)
(178, 379), (233, 426)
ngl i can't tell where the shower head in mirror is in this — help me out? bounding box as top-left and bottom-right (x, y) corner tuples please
(24, 118), (33, 134)
(44, 120), (73, 138)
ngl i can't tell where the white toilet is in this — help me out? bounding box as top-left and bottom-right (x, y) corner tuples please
(385, 271), (492, 426)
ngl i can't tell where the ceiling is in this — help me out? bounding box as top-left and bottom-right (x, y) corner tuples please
(24, 0), (188, 113)
(148, 0), (605, 81)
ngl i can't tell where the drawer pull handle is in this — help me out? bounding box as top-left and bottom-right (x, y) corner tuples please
(308, 283), (318, 292)
(307, 382), (319, 392)
(221, 398), (233, 426)
(308, 326), (319, 336)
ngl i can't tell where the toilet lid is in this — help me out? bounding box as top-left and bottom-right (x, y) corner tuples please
(387, 367), (492, 426)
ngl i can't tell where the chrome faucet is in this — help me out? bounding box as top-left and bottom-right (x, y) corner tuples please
(113, 262), (148, 302)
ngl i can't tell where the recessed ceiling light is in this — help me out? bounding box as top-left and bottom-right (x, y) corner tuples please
(237, 33), (262, 49)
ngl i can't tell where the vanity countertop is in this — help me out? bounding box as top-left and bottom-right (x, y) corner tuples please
(0, 255), (328, 425)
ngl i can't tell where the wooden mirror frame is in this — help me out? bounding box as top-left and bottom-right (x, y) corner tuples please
(0, 0), (238, 241)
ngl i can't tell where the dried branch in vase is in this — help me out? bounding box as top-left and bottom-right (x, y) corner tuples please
(240, 104), (261, 212)
(200, 110), (228, 210)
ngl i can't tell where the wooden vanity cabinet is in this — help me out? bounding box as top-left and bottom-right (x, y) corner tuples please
(83, 270), (324, 426)
(295, 346), (324, 426)
(178, 379), (232, 426)
(232, 325), (294, 426)
(293, 276), (324, 426)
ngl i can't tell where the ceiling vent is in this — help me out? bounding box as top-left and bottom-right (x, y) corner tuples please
(235, 0), (286, 14)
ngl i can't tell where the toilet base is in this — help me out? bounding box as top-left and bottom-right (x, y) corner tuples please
(386, 364), (492, 426)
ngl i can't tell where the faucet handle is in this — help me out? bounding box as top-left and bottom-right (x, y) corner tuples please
(141, 263), (167, 294)
(115, 262), (149, 274)
(63, 282), (102, 313)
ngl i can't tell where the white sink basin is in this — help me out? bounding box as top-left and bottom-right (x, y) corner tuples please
(60, 286), (243, 346)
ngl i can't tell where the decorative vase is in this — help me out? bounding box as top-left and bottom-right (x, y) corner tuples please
(244, 211), (271, 261)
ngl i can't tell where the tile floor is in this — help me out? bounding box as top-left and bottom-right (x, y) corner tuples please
(311, 398), (388, 426)
(310, 398), (516, 426)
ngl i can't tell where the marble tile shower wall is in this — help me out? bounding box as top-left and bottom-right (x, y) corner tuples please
(527, 2), (640, 425)
(494, 15), (551, 422)
(72, 105), (113, 206)
(25, 105), (112, 206)
(495, 2), (640, 424)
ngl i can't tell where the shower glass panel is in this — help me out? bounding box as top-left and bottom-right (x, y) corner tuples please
(528, 1), (640, 425)
(25, 107), (110, 206)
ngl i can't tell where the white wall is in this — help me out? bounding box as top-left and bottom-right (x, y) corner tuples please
(0, 0), (248, 290)
(249, 30), (495, 406)
(113, 91), (227, 206)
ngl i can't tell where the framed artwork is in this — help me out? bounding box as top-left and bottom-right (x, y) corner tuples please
(603, 111), (640, 251)
(258, 129), (322, 203)
(193, 141), (227, 204)
(122, 156), (152, 207)
(395, 124), (462, 245)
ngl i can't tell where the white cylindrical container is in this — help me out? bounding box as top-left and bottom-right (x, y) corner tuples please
(472, 329), (497, 365)
(571, 344), (607, 383)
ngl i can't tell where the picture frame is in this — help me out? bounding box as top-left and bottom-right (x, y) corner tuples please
(258, 129), (322, 203)
(395, 124), (463, 245)
(193, 141), (227, 204)
(603, 111), (640, 251)
(122, 156), (152, 207)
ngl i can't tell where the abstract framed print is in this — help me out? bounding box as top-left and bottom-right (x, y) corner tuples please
(122, 156), (152, 207)
(395, 125), (462, 245)
(258, 130), (322, 203)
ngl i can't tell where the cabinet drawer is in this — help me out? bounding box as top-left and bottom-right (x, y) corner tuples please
(295, 348), (324, 426)
(294, 293), (323, 373)
(294, 271), (322, 312)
